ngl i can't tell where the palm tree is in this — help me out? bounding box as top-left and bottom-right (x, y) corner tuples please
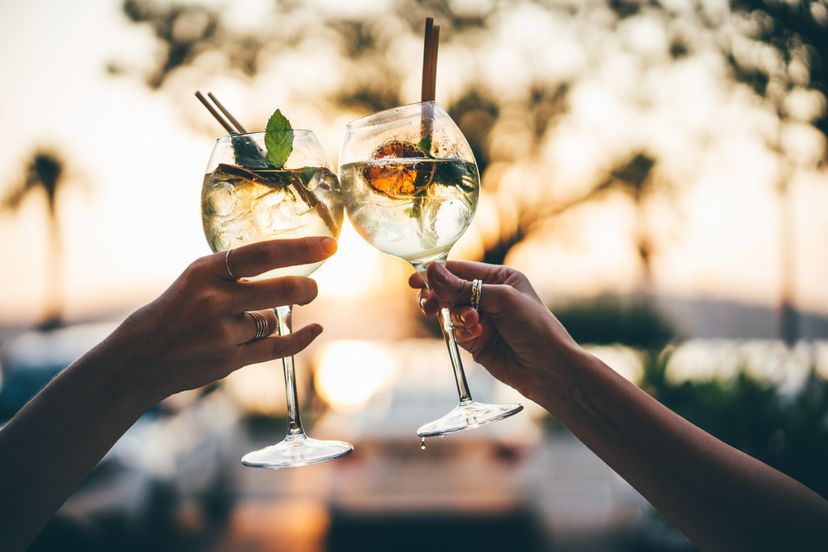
(2, 150), (69, 330)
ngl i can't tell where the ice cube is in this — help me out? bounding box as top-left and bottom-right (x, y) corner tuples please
(216, 217), (256, 250)
(306, 169), (322, 192)
(253, 189), (286, 231)
(204, 181), (238, 218)
(431, 197), (472, 246)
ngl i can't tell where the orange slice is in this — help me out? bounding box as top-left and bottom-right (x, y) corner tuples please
(363, 140), (434, 198)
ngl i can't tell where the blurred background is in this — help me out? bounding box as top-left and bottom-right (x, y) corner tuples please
(1, 0), (827, 550)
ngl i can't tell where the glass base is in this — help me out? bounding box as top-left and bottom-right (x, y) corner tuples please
(241, 433), (353, 469)
(416, 400), (524, 437)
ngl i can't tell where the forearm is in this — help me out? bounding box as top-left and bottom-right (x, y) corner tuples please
(0, 338), (157, 551)
(540, 351), (828, 551)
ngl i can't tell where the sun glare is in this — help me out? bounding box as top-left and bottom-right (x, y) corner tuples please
(313, 340), (398, 413)
(313, 220), (384, 299)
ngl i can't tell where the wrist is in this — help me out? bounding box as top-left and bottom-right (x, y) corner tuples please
(73, 334), (164, 415)
(533, 344), (602, 414)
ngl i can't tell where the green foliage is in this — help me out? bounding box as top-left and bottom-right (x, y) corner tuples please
(726, 0), (828, 149)
(642, 351), (828, 500)
(553, 294), (676, 350)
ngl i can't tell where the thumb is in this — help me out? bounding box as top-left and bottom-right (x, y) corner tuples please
(427, 262), (471, 303)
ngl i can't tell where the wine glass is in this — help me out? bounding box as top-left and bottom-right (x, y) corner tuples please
(201, 130), (353, 468)
(338, 101), (523, 438)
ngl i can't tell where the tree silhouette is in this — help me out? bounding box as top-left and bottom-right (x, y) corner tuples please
(2, 150), (69, 330)
(112, 0), (825, 311)
(721, 0), (828, 345)
(594, 152), (660, 291)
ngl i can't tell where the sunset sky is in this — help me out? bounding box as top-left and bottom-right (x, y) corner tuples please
(1, 0), (827, 325)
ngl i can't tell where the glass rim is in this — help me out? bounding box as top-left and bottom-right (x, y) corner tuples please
(344, 100), (439, 130)
(214, 129), (317, 142)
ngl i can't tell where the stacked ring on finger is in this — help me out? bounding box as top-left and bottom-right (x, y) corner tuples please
(470, 279), (482, 310)
(246, 310), (270, 342)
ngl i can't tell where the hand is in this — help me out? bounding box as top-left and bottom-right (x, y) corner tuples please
(95, 237), (337, 403)
(409, 261), (587, 405)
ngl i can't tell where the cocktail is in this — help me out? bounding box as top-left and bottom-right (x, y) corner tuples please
(339, 100), (523, 438)
(200, 101), (353, 468)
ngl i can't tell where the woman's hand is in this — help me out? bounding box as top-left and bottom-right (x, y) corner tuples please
(410, 261), (587, 405)
(99, 236), (337, 402)
(0, 236), (338, 551)
(413, 261), (828, 551)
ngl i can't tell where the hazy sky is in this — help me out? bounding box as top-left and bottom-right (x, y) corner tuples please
(0, 0), (826, 325)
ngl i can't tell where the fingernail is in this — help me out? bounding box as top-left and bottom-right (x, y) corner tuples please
(321, 237), (337, 255)
(459, 313), (468, 324)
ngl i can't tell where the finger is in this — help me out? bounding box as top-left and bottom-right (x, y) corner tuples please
(419, 291), (440, 316)
(455, 323), (483, 343)
(428, 263), (515, 315)
(426, 262), (472, 303)
(443, 260), (509, 283)
(240, 324), (323, 365)
(234, 276), (318, 311)
(451, 307), (479, 328)
(235, 309), (277, 344)
(214, 237), (337, 280)
(409, 270), (428, 289)
(446, 260), (540, 302)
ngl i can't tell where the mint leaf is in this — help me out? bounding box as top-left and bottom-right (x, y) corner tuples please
(231, 135), (270, 169)
(265, 109), (294, 168)
(416, 134), (433, 158)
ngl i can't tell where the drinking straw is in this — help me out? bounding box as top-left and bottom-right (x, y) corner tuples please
(208, 92), (249, 134)
(195, 91), (235, 134)
(420, 18), (440, 148)
(421, 18), (437, 102)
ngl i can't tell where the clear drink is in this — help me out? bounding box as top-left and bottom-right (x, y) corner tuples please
(202, 163), (343, 278)
(339, 101), (522, 439)
(339, 157), (478, 264)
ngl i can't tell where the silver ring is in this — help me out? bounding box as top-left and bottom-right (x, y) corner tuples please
(225, 249), (237, 280)
(246, 311), (270, 342)
(470, 279), (482, 310)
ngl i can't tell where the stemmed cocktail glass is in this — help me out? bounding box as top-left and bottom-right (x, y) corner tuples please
(339, 101), (523, 438)
(202, 129), (353, 468)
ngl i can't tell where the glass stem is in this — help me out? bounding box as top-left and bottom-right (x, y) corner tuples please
(415, 257), (473, 405)
(438, 307), (473, 404)
(276, 305), (305, 437)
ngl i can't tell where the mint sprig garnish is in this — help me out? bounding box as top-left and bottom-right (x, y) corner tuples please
(221, 109), (337, 235)
(231, 135), (270, 169)
(227, 108), (294, 171)
(265, 109), (293, 168)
